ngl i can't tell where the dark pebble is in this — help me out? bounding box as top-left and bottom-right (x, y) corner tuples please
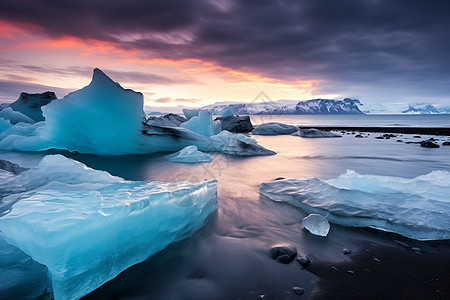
(292, 287), (305, 295)
(375, 136), (384, 139)
(443, 141), (450, 146)
(420, 140), (440, 148)
(270, 245), (297, 264)
(413, 136), (421, 138)
(296, 256), (310, 266)
(396, 140), (403, 142)
(347, 270), (355, 275)
(355, 134), (363, 138)
(373, 257), (381, 262)
(342, 248), (352, 254)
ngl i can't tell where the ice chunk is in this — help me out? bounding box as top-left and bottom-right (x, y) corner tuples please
(292, 128), (341, 138)
(302, 214), (330, 236)
(0, 107), (34, 124)
(0, 155), (218, 300)
(181, 110), (217, 137)
(252, 122), (298, 135)
(183, 108), (201, 120)
(260, 170), (450, 240)
(9, 92), (57, 122)
(165, 145), (213, 163)
(0, 117), (12, 132)
(210, 130), (275, 156)
(0, 234), (50, 299)
(146, 113), (186, 127)
(219, 106), (233, 116)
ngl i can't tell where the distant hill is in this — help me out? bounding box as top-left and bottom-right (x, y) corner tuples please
(203, 98), (364, 115)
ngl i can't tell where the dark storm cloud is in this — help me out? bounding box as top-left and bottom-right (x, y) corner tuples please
(1, 0), (450, 100)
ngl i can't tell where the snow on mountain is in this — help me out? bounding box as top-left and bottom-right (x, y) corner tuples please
(203, 98), (364, 115)
(356, 101), (448, 114)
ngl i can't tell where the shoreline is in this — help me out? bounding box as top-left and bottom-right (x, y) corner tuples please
(297, 126), (450, 136)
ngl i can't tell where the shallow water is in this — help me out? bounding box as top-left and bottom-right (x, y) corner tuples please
(1, 132), (450, 299)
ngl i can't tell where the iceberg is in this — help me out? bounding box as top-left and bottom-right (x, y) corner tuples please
(0, 68), (274, 156)
(0, 107), (34, 124)
(260, 170), (450, 240)
(252, 122), (298, 135)
(211, 130), (276, 156)
(292, 128), (341, 138)
(182, 108), (201, 120)
(181, 110), (219, 137)
(0, 155), (218, 300)
(165, 145), (213, 163)
(302, 214), (330, 237)
(9, 92), (58, 122)
(215, 115), (253, 133)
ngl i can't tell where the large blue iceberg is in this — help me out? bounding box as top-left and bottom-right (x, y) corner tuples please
(260, 170), (450, 240)
(0, 68), (274, 156)
(0, 155), (218, 299)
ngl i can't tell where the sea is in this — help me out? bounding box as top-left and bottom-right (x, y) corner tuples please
(0, 114), (449, 299)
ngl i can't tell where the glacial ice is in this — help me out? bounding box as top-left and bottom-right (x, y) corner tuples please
(181, 110), (220, 137)
(292, 128), (341, 138)
(302, 214), (330, 237)
(183, 108), (201, 120)
(0, 155), (218, 300)
(260, 170), (450, 240)
(9, 91), (58, 122)
(0, 68), (274, 156)
(211, 130), (276, 156)
(0, 107), (34, 124)
(219, 106), (233, 116)
(252, 122), (298, 135)
(0, 234), (50, 299)
(165, 145), (213, 163)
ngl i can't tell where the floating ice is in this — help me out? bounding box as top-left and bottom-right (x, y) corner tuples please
(181, 110), (220, 137)
(260, 170), (450, 240)
(302, 214), (330, 236)
(292, 128), (341, 138)
(9, 92), (58, 122)
(252, 122), (298, 135)
(0, 155), (218, 299)
(0, 69), (273, 156)
(211, 130), (276, 156)
(0, 234), (50, 299)
(0, 107), (34, 124)
(219, 106), (233, 117)
(165, 145), (213, 163)
(216, 115), (253, 133)
(183, 108), (201, 120)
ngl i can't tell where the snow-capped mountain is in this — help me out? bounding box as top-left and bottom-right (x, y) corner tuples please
(203, 98), (364, 115)
(356, 101), (449, 114)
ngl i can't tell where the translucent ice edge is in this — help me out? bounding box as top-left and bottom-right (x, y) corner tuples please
(0, 155), (218, 300)
(260, 170), (450, 241)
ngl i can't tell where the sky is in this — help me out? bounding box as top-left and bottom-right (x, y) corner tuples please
(0, 0), (449, 109)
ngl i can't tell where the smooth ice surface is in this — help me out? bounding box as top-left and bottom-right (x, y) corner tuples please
(260, 170), (450, 240)
(252, 122), (298, 135)
(9, 92), (58, 122)
(0, 107), (34, 124)
(0, 155), (218, 300)
(0, 117), (12, 132)
(181, 110), (219, 137)
(220, 106), (233, 116)
(165, 145), (213, 163)
(292, 128), (342, 138)
(211, 130), (276, 156)
(302, 214), (330, 236)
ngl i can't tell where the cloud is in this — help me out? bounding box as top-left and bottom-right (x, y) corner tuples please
(0, 79), (74, 102)
(155, 97), (201, 104)
(1, 0), (450, 101)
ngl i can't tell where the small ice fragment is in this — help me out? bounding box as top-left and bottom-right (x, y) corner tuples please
(302, 214), (330, 236)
